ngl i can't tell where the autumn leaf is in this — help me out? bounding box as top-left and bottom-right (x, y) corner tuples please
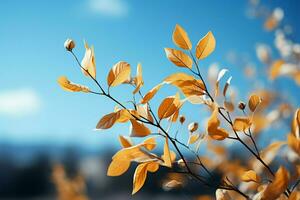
(107, 61), (131, 87)
(241, 170), (260, 182)
(140, 83), (164, 104)
(188, 133), (200, 145)
(119, 135), (133, 148)
(165, 48), (193, 69)
(107, 158), (131, 177)
(81, 41), (96, 79)
(269, 60), (285, 80)
(130, 119), (151, 137)
(287, 134), (300, 156)
(196, 31), (216, 60)
(57, 76), (90, 93)
(133, 63), (144, 94)
(96, 109), (133, 130)
(215, 69), (228, 97)
(261, 166), (289, 200)
(207, 107), (229, 140)
(162, 137), (172, 168)
(132, 163), (148, 194)
(158, 96), (180, 119)
(172, 24), (192, 50)
(233, 117), (252, 132)
(248, 94), (261, 112)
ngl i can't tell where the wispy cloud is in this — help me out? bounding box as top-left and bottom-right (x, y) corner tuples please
(0, 88), (41, 118)
(88, 0), (129, 17)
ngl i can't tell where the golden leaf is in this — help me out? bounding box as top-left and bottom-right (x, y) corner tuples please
(158, 96), (180, 119)
(188, 133), (200, 145)
(107, 158), (131, 177)
(196, 31), (216, 60)
(162, 137), (172, 168)
(130, 119), (151, 137)
(261, 167), (289, 200)
(57, 76), (90, 93)
(107, 61), (131, 87)
(133, 63), (144, 94)
(269, 60), (285, 80)
(142, 137), (157, 151)
(132, 163), (149, 195)
(233, 117), (251, 132)
(147, 162), (159, 173)
(241, 170), (260, 182)
(291, 108), (300, 138)
(164, 48), (193, 69)
(248, 94), (261, 112)
(119, 135), (133, 148)
(164, 72), (195, 83)
(96, 112), (119, 130)
(207, 107), (229, 140)
(81, 41), (96, 79)
(140, 83), (164, 104)
(172, 24), (192, 50)
(172, 79), (205, 97)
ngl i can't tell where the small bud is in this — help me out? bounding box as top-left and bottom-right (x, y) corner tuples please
(179, 115), (185, 124)
(188, 122), (198, 132)
(64, 38), (75, 51)
(238, 101), (246, 110)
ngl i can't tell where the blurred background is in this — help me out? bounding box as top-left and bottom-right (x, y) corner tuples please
(0, 0), (300, 199)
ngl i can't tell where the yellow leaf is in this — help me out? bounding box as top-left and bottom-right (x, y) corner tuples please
(241, 170), (260, 182)
(130, 119), (151, 137)
(107, 158), (131, 177)
(172, 24), (192, 50)
(196, 31), (216, 60)
(132, 163), (149, 195)
(248, 94), (261, 112)
(207, 107), (229, 140)
(162, 137), (172, 168)
(119, 135), (133, 148)
(57, 76), (90, 93)
(261, 166), (289, 200)
(81, 41), (96, 79)
(233, 117), (251, 132)
(140, 83), (164, 104)
(172, 79), (205, 97)
(96, 112), (119, 129)
(107, 61), (131, 87)
(164, 72), (195, 83)
(147, 162), (159, 173)
(269, 60), (285, 80)
(188, 133), (200, 145)
(133, 63), (144, 94)
(142, 137), (157, 151)
(164, 48), (193, 69)
(158, 96), (180, 119)
(136, 104), (154, 123)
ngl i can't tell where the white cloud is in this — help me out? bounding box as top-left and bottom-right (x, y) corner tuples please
(89, 0), (128, 17)
(0, 88), (41, 118)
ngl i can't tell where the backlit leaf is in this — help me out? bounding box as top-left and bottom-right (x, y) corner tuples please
(248, 94), (261, 112)
(130, 119), (151, 137)
(165, 48), (193, 69)
(140, 83), (164, 104)
(119, 135), (133, 148)
(172, 24), (192, 50)
(241, 170), (260, 182)
(162, 137), (172, 168)
(132, 163), (149, 195)
(57, 76), (90, 93)
(233, 117), (252, 132)
(196, 31), (216, 60)
(107, 158), (131, 177)
(133, 63), (144, 94)
(81, 41), (96, 79)
(158, 96), (180, 119)
(107, 61), (131, 87)
(207, 107), (229, 140)
(261, 166), (289, 200)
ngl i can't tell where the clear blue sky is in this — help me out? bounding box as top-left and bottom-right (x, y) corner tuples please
(0, 0), (299, 149)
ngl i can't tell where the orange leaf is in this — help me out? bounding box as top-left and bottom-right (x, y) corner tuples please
(132, 163), (149, 194)
(172, 24), (192, 50)
(107, 61), (131, 87)
(165, 48), (193, 69)
(196, 31), (216, 60)
(248, 94), (261, 112)
(233, 117), (251, 132)
(140, 83), (164, 104)
(130, 119), (151, 137)
(241, 170), (260, 182)
(57, 76), (90, 93)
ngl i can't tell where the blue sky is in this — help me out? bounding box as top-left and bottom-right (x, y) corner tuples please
(0, 0), (299, 149)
